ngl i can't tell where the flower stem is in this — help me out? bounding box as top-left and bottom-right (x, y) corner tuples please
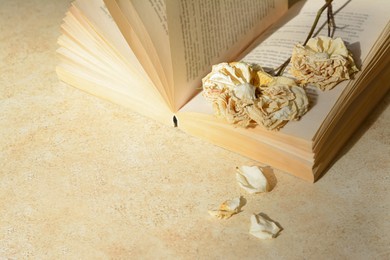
(327, 1), (335, 37)
(302, 0), (333, 46)
(274, 58), (290, 76)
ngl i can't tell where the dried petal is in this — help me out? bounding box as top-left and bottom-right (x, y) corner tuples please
(249, 214), (281, 239)
(236, 166), (269, 194)
(208, 197), (242, 219)
(290, 36), (359, 91)
(233, 82), (256, 100)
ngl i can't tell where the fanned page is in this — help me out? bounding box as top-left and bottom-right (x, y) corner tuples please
(166, 0), (289, 110)
(130, 0), (174, 95)
(57, 0), (173, 125)
(103, 0), (174, 110)
(179, 0), (390, 142)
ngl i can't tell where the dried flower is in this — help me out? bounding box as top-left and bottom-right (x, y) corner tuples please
(202, 62), (309, 130)
(202, 62), (258, 127)
(248, 72), (309, 130)
(290, 36), (359, 90)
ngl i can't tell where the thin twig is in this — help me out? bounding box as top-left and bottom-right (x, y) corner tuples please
(302, 0), (333, 46)
(327, 2), (335, 37)
(327, 5), (331, 36)
(275, 57), (291, 76)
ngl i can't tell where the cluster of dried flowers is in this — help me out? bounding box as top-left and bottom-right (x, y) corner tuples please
(202, 36), (358, 129)
(202, 62), (309, 130)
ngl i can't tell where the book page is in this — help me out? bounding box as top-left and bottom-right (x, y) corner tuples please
(180, 0), (390, 141)
(57, 3), (173, 125)
(166, 0), (289, 110)
(104, 0), (173, 110)
(129, 0), (174, 93)
(73, 0), (150, 83)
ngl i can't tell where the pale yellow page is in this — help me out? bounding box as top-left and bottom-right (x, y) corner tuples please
(130, 0), (174, 93)
(74, 0), (150, 83)
(104, 0), (173, 110)
(166, 0), (288, 110)
(60, 0), (172, 124)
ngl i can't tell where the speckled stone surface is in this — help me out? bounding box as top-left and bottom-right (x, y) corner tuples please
(0, 0), (389, 259)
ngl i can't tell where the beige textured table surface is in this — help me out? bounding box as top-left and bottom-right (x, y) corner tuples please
(1, 0), (389, 259)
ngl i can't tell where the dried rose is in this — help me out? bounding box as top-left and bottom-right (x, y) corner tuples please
(202, 62), (259, 127)
(202, 62), (309, 130)
(246, 72), (309, 130)
(211, 91), (253, 127)
(202, 62), (257, 101)
(290, 36), (359, 91)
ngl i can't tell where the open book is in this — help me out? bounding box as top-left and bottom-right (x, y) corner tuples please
(57, 0), (390, 182)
